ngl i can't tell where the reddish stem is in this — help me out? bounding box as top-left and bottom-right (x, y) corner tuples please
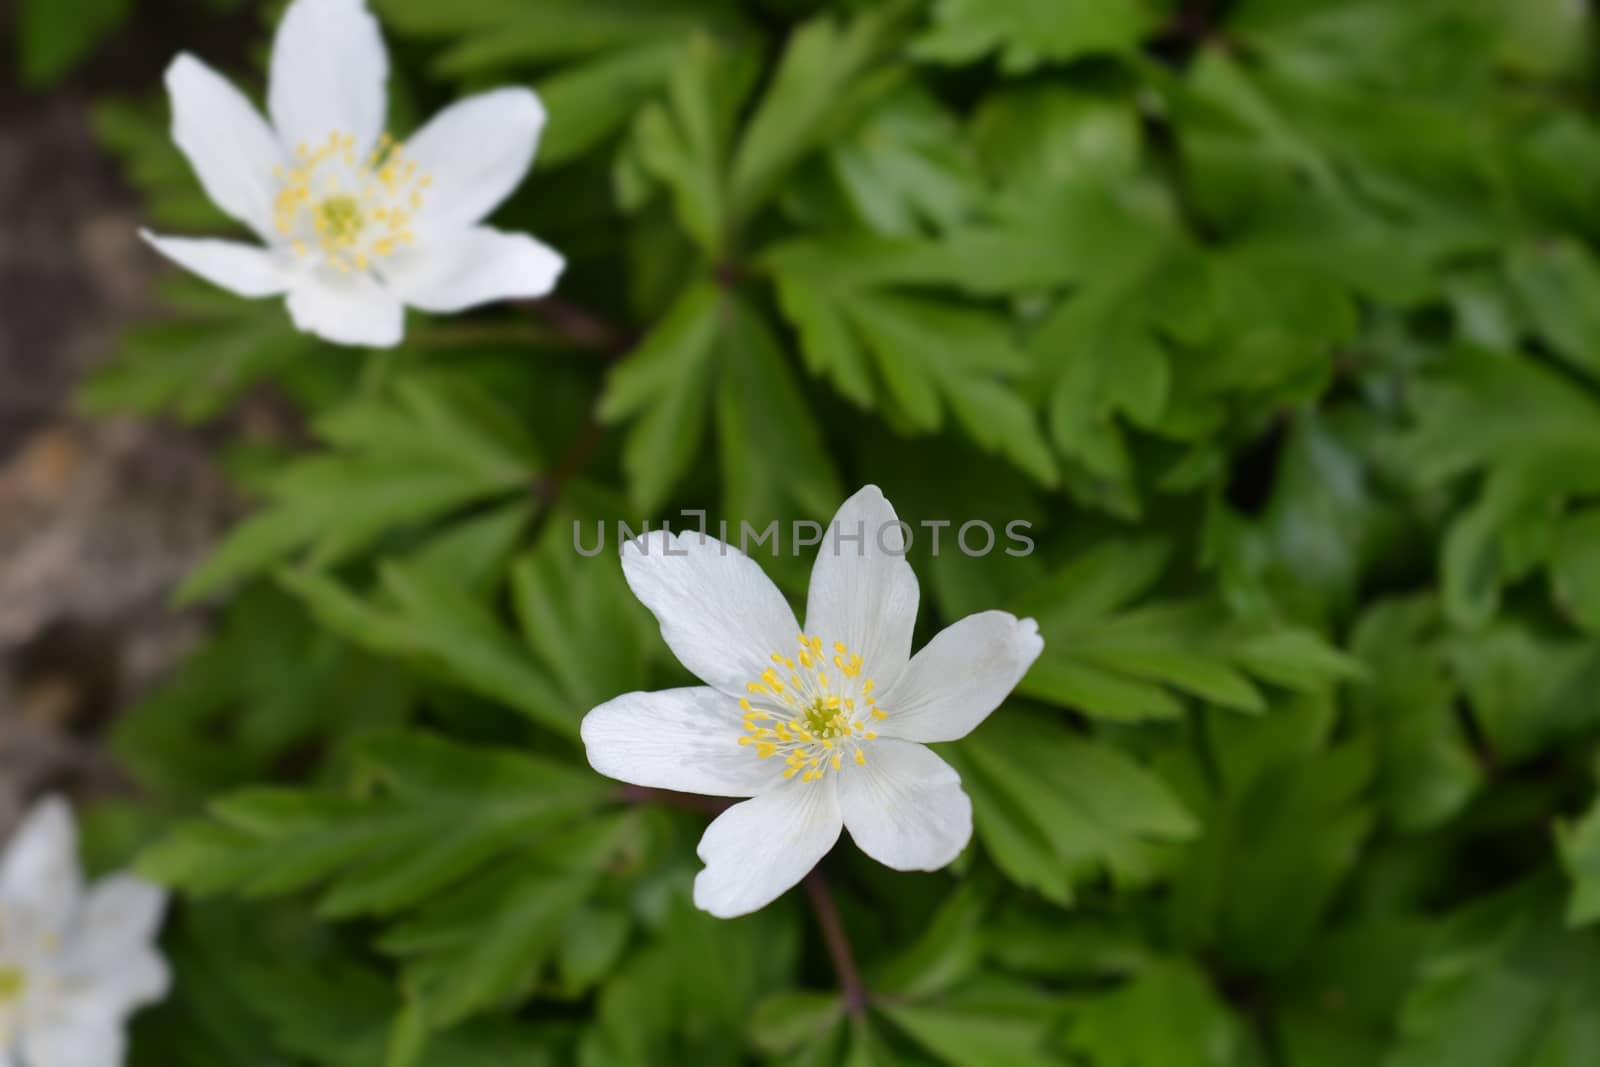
(533, 414), (605, 507)
(521, 295), (633, 358)
(621, 788), (871, 1012)
(804, 866), (869, 1017)
(621, 784), (733, 816)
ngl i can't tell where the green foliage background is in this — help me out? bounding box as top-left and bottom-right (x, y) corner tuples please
(29, 0), (1600, 1062)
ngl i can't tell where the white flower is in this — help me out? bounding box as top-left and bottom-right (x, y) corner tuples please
(142, 0), (564, 348)
(0, 797), (170, 1066)
(582, 485), (1044, 918)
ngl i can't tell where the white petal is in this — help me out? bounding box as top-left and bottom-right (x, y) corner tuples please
(65, 875), (167, 963)
(286, 270), (403, 347)
(404, 89), (546, 230)
(0, 796), (82, 941)
(879, 612), (1043, 743)
(582, 688), (780, 798)
(382, 226), (563, 313)
(20, 1021), (123, 1067)
(164, 54), (285, 238)
(268, 0), (388, 156)
(803, 485), (919, 690)
(83, 950), (172, 1018)
(693, 783), (841, 918)
(839, 740), (971, 871)
(140, 232), (290, 297)
(621, 530), (801, 698)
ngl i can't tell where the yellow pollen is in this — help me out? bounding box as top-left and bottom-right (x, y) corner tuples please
(738, 636), (884, 785)
(0, 967), (24, 1002)
(272, 128), (431, 272)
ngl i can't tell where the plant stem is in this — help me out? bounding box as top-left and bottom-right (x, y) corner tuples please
(520, 295), (633, 358)
(804, 867), (869, 1017)
(622, 789), (871, 1013)
(521, 293), (632, 509)
(533, 413), (604, 507)
(620, 784), (732, 816)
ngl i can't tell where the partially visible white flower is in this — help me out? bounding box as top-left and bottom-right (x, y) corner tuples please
(0, 797), (169, 1066)
(143, 0), (564, 348)
(582, 485), (1044, 918)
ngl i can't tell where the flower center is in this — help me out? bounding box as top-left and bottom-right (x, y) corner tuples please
(272, 130), (431, 273)
(0, 966), (25, 1003)
(738, 634), (887, 783)
(316, 195), (365, 244)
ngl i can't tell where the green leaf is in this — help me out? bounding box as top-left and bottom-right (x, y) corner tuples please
(972, 86), (1143, 197)
(912, 0), (1155, 72)
(822, 84), (986, 236)
(82, 284), (323, 423)
(716, 297), (843, 524)
(511, 512), (656, 709)
(385, 993), (428, 1067)
(1399, 346), (1600, 488)
(627, 33), (757, 252)
(1387, 880), (1600, 1067)
(280, 564), (574, 738)
(1508, 238), (1600, 384)
(538, 40), (685, 165)
(112, 589), (411, 800)
(140, 734), (620, 1033)
(1449, 621), (1600, 765)
(557, 906), (632, 996)
(878, 981), (1063, 1067)
(19, 0), (129, 84)
(1551, 510), (1600, 634)
(1066, 960), (1252, 1067)
(1014, 542), (1357, 721)
(951, 711), (1197, 902)
(767, 251), (1057, 484)
(139, 732), (606, 902)
(873, 885), (987, 1000)
(731, 6), (908, 220)
(432, 0), (727, 70)
(747, 991), (844, 1056)
(391, 816), (638, 1025)
(1168, 699), (1376, 972)
(180, 372), (540, 602)
(1558, 766), (1600, 927)
(579, 892), (794, 1067)
(1347, 597), (1482, 832)
(599, 281), (720, 513)
(1398, 347), (1600, 627)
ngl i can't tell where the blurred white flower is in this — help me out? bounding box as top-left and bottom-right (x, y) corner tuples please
(143, 0), (564, 348)
(0, 797), (169, 1066)
(582, 485), (1043, 918)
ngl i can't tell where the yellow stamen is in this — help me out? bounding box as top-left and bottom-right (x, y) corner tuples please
(270, 128), (431, 272)
(737, 636), (886, 785)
